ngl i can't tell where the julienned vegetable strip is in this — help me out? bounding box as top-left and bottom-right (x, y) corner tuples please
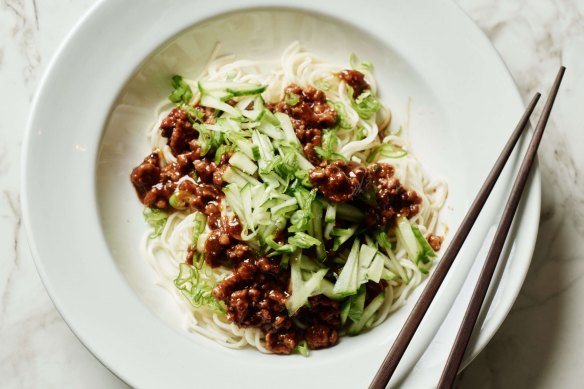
(174, 263), (224, 314)
(143, 207), (168, 238)
(287, 252), (328, 315)
(396, 217), (436, 270)
(348, 292), (385, 335)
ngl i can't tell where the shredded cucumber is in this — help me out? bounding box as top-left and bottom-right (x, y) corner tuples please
(332, 239), (361, 297)
(198, 81), (267, 96)
(200, 94), (239, 116)
(287, 252), (328, 315)
(229, 151), (258, 175)
(348, 292), (385, 335)
(396, 217), (436, 268)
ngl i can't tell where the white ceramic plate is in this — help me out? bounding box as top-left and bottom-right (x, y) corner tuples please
(22, 0), (539, 387)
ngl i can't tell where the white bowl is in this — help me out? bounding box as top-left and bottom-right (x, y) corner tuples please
(23, 0), (539, 387)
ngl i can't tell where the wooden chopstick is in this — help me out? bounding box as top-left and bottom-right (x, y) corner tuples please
(437, 66), (566, 389)
(368, 91), (543, 388)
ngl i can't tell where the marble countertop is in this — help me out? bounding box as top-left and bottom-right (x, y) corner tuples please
(1, 0), (583, 387)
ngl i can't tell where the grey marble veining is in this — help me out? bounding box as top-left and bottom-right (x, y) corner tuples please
(455, 0), (584, 388)
(1, 1), (126, 388)
(1, 0), (583, 388)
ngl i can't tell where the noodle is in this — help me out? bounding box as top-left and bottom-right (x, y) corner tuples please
(134, 42), (447, 353)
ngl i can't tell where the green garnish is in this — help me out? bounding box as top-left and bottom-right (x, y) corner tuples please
(285, 91), (300, 106)
(288, 232), (322, 249)
(174, 263), (224, 313)
(143, 207), (168, 238)
(348, 87), (381, 120)
(357, 127), (368, 140)
(169, 75), (193, 105)
(294, 340), (310, 357)
(349, 53), (374, 73)
(348, 292), (384, 335)
(366, 143), (407, 163)
(396, 217), (436, 270)
(314, 129), (346, 162)
(198, 127), (225, 157)
(183, 105), (205, 123)
(329, 100), (352, 129)
(214, 144), (236, 164)
(192, 212), (207, 246)
(340, 284), (366, 325)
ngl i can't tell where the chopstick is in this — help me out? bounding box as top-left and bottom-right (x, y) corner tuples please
(368, 71), (566, 388)
(368, 90), (542, 389)
(437, 66), (566, 389)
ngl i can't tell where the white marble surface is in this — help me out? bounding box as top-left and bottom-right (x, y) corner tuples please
(1, 0), (582, 388)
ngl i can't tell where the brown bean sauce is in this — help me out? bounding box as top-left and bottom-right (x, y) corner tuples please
(269, 85), (337, 165)
(337, 69), (371, 98)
